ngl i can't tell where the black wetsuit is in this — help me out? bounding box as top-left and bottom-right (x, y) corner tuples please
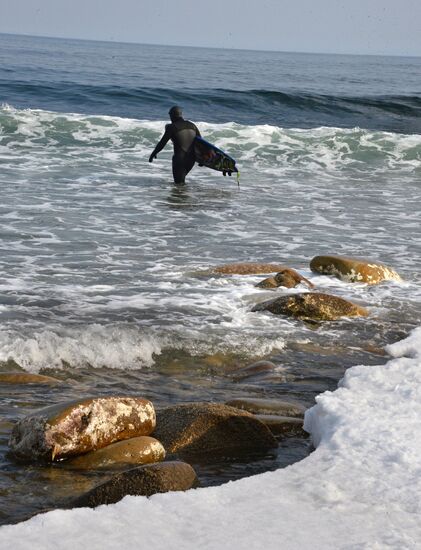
(150, 117), (200, 183)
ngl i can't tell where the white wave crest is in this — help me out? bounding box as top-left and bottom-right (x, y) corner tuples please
(1, 105), (420, 172)
(0, 325), (166, 371)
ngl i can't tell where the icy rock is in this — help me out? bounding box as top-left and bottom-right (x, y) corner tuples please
(310, 255), (401, 284)
(9, 396), (156, 462)
(65, 436), (165, 470)
(70, 461), (198, 508)
(252, 292), (368, 321)
(226, 398), (305, 418)
(153, 403), (277, 458)
(256, 268), (315, 289)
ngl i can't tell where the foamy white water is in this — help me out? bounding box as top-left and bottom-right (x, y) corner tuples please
(0, 106), (420, 370)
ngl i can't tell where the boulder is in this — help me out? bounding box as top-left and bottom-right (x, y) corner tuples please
(9, 396), (155, 462)
(256, 268), (315, 289)
(153, 403), (277, 458)
(70, 461), (198, 508)
(252, 292), (368, 321)
(225, 398), (305, 418)
(65, 436), (165, 470)
(310, 255), (401, 284)
(212, 263), (288, 275)
(0, 372), (60, 385)
(254, 415), (308, 437)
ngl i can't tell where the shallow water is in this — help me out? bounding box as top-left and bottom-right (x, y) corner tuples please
(0, 34), (420, 525)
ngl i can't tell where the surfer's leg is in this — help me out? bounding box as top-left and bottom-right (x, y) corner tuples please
(172, 155), (186, 184)
(184, 151), (196, 176)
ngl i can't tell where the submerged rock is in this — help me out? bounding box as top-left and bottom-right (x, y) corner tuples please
(256, 268), (315, 290)
(226, 398), (305, 418)
(231, 361), (276, 381)
(0, 372), (60, 385)
(9, 396), (156, 462)
(65, 436), (165, 470)
(252, 292), (368, 321)
(212, 263), (288, 275)
(254, 414), (308, 437)
(70, 461), (198, 508)
(153, 403), (277, 458)
(310, 255), (401, 284)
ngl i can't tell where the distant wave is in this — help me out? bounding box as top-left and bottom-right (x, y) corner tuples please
(1, 79), (420, 133)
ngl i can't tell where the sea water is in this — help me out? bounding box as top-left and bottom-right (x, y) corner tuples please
(0, 33), (420, 524)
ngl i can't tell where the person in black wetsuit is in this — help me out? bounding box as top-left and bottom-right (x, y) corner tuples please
(149, 106), (201, 184)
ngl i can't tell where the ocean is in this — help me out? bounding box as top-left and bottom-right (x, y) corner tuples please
(0, 33), (420, 524)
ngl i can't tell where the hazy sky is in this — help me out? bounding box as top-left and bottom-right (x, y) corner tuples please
(1, 0), (420, 56)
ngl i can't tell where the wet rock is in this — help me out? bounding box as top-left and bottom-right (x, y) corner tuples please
(65, 436), (165, 470)
(226, 398), (305, 418)
(9, 396), (156, 462)
(212, 263), (288, 275)
(256, 268), (315, 290)
(254, 414), (308, 437)
(153, 403), (277, 458)
(310, 255), (401, 284)
(70, 461), (198, 508)
(0, 372), (60, 385)
(252, 292), (368, 321)
(202, 352), (240, 369)
(231, 361), (276, 381)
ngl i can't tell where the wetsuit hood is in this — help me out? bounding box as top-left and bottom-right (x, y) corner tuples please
(169, 105), (183, 121)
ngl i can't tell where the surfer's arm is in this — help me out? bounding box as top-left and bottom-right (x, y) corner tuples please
(149, 125), (172, 162)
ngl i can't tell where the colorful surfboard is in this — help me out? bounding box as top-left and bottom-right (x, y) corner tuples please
(194, 136), (239, 181)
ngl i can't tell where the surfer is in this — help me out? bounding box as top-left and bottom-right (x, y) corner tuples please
(149, 106), (201, 184)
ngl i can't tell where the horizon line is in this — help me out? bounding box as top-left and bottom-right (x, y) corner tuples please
(0, 31), (420, 59)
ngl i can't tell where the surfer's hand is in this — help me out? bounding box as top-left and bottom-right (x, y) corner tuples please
(149, 153), (156, 163)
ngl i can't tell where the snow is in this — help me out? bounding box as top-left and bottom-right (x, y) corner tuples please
(1, 328), (421, 550)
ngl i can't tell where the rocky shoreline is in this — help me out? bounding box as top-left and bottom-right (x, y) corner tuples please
(2, 254), (403, 520)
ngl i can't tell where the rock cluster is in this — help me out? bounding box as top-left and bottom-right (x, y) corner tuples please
(8, 395), (285, 509)
(6, 254), (402, 514)
(208, 256), (400, 323)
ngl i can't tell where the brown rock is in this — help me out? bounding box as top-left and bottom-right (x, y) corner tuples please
(9, 396), (156, 462)
(225, 398), (305, 418)
(70, 461), (198, 508)
(153, 403), (277, 458)
(65, 436), (165, 470)
(0, 372), (60, 385)
(254, 415), (308, 437)
(212, 263), (288, 275)
(310, 255), (401, 284)
(252, 292), (368, 321)
(256, 268), (315, 289)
